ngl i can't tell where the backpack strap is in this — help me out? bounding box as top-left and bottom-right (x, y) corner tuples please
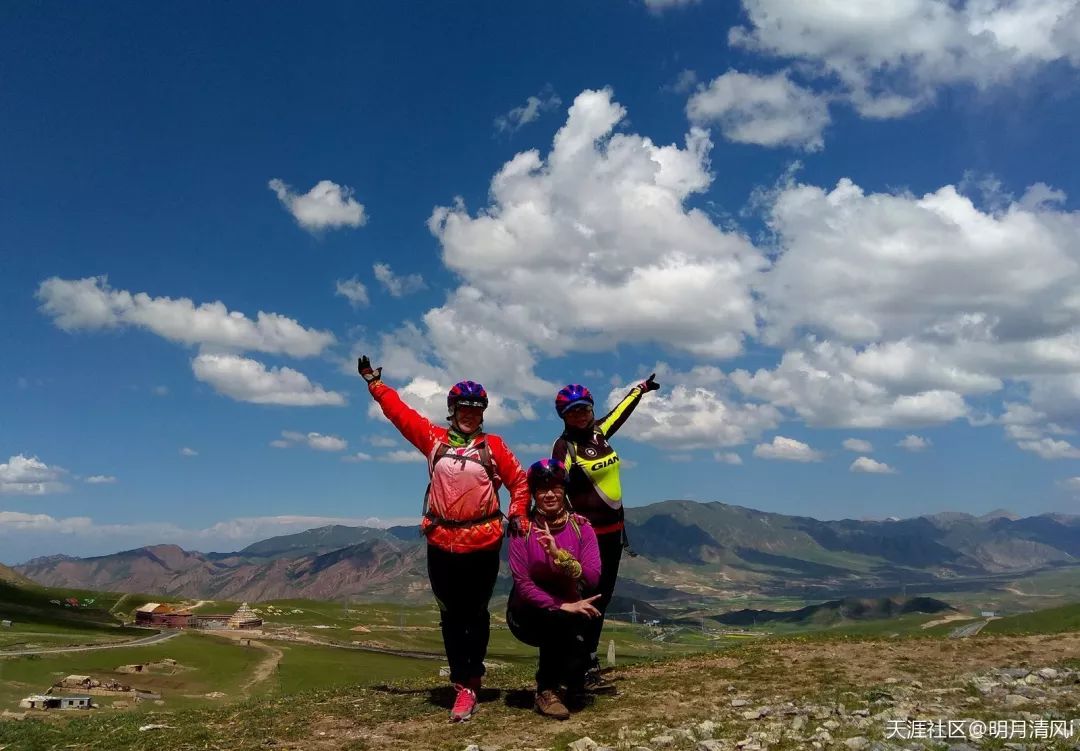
(476, 439), (496, 486)
(421, 438), (501, 534)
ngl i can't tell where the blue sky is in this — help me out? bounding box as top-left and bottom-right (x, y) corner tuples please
(4, 1), (1080, 563)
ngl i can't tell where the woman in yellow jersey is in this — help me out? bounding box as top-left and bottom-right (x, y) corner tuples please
(550, 375), (659, 691)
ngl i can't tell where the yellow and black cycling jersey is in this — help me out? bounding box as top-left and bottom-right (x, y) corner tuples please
(551, 384), (644, 533)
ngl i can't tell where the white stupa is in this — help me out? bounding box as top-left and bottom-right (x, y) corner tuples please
(227, 602), (262, 629)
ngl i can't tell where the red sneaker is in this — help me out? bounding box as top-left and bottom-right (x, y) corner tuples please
(450, 684), (477, 722)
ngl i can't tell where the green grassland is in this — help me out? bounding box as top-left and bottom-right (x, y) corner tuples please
(0, 631), (267, 711)
(0, 583), (158, 653)
(982, 602), (1080, 635)
(6, 569), (1080, 748)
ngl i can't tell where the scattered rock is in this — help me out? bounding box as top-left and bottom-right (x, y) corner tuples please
(649, 735), (675, 747)
(1003, 694), (1030, 707)
(138, 724), (174, 732)
(731, 698), (749, 707)
(1037, 667), (1058, 680)
(569, 739), (599, 751)
(999, 668), (1029, 680)
(844, 737), (870, 750)
(697, 742), (724, 751)
(695, 720), (717, 738)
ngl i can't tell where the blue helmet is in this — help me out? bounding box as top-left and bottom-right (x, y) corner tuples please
(555, 384), (593, 417)
(526, 458), (568, 491)
(447, 380), (488, 412)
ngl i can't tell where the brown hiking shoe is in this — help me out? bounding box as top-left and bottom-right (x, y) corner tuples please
(534, 689), (570, 720)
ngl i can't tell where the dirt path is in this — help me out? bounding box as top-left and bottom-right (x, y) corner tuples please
(920, 612), (974, 629)
(240, 640), (283, 694)
(1005, 586), (1063, 598)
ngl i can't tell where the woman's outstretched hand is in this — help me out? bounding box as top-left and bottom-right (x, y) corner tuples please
(357, 355), (383, 384)
(641, 372), (660, 392)
(560, 594), (602, 618)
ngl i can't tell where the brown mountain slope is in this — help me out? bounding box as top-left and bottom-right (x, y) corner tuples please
(0, 562), (32, 586)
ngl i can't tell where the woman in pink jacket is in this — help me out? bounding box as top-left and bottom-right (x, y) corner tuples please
(507, 459), (602, 720)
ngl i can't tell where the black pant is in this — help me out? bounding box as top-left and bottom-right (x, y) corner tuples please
(427, 543), (501, 685)
(507, 601), (589, 692)
(584, 530), (623, 657)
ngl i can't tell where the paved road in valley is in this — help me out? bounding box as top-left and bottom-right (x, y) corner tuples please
(0, 629), (178, 656)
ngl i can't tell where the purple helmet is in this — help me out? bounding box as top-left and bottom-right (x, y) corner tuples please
(527, 458), (568, 491)
(447, 380), (488, 412)
(555, 384), (593, 417)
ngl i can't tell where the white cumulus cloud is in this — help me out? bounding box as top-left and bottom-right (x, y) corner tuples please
(687, 70), (830, 150)
(603, 374), (781, 451)
(0, 455), (69, 495)
(84, 475), (117, 484)
(842, 438), (874, 453)
(730, 0), (1080, 117)
(753, 436), (824, 462)
(377, 450), (426, 463)
(341, 452), (373, 463)
(1017, 437), (1080, 459)
(850, 456), (898, 474)
(37, 276), (334, 358)
(644, 0), (700, 11)
(179, 447), (198, 457)
(715, 452), (744, 465)
(193, 353), (345, 407)
(734, 176), (1080, 437)
(268, 178), (367, 231)
(335, 277), (370, 308)
(897, 435), (932, 452)
(272, 431), (348, 452)
(411, 88), (765, 413)
(373, 263), (427, 297)
(495, 88), (562, 133)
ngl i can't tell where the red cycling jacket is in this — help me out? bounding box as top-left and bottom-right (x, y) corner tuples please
(368, 380), (529, 553)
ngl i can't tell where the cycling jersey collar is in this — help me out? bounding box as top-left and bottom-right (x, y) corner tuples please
(563, 423), (596, 443)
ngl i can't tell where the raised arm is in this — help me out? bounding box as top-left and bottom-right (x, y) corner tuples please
(359, 356), (437, 455)
(596, 373), (660, 439)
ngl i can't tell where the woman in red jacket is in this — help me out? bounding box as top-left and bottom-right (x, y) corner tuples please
(358, 356), (529, 722)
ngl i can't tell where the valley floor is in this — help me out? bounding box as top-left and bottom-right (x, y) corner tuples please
(4, 631), (1080, 750)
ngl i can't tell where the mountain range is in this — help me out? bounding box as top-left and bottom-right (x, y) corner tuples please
(15, 500), (1080, 603)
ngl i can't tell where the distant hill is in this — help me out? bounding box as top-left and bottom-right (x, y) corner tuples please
(15, 500), (1080, 603)
(0, 562), (32, 586)
(0, 581), (120, 629)
(709, 596), (954, 627)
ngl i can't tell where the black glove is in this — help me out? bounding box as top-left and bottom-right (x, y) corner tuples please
(357, 355), (383, 384)
(506, 515), (530, 538)
(640, 373), (660, 392)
